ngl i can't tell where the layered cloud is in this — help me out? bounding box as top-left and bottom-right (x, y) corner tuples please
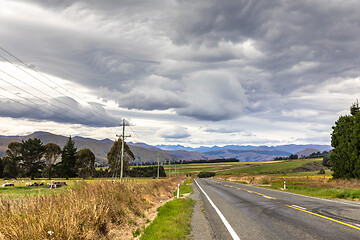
(0, 0), (359, 144)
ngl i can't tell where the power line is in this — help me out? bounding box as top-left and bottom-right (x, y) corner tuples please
(0, 74), (78, 119)
(0, 46), (111, 118)
(0, 84), (55, 114)
(128, 125), (144, 143)
(0, 69), (87, 116)
(0, 50), (119, 126)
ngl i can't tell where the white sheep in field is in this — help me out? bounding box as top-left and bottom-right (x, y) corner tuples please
(25, 182), (34, 187)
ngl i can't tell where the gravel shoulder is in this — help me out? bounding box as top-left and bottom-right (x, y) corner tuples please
(189, 181), (213, 240)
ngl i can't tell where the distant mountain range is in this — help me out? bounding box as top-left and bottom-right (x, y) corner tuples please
(0, 132), (332, 164)
(155, 144), (332, 154)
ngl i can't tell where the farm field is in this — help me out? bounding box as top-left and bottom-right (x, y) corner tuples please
(0, 177), (161, 199)
(162, 158), (325, 176)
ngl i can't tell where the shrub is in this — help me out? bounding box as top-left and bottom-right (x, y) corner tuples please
(198, 171), (215, 178)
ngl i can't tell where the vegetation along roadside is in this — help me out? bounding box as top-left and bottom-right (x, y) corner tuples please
(139, 178), (194, 240)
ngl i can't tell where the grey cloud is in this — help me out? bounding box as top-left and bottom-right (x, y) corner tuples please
(158, 126), (190, 139)
(176, 72), (248, 121)
(0, 96), (120, 127)
(204, 127), (244, 134)
(2, 0), (360, 125)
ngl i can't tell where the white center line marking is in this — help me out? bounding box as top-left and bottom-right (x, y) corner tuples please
(194, 179), (241, 240)
(292, 205), (307, 210)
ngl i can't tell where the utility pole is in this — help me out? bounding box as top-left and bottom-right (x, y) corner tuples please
(168, 159), (171, 178)
(116, 119), (131, 183)
(157, 151), (160, 179)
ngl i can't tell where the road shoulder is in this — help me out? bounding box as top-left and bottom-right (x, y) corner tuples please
(189, 181), (213, 240)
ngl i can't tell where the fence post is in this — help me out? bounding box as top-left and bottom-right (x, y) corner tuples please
(177, 184), (180, 198)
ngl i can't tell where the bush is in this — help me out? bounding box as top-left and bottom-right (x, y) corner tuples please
(198, 171), (215, 178)
(319, 168), (325, 174)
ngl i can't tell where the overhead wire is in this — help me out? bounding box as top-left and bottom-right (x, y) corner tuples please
(0, 84), (55, 114)
(0, 47), (120, 126)
(0, 68), (84, 116)
(0, 74), (78, 119)
(0, 46), (112, 118)
(128, 125), (145, 143)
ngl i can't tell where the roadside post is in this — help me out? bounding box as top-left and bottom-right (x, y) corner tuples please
(284, 181), (286, 190)
(177, 184), (180, 198)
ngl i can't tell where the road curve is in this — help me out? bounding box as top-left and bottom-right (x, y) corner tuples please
(193, 178), (360, 240)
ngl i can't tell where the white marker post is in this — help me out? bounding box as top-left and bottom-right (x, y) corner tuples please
(284, 181), (286, 190)
(177, 184), (180, 198)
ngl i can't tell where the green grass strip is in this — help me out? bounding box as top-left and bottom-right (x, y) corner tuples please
(268, 183), (360, 200)
(140, 198), (195, 240)
(174, 178), (193, 197)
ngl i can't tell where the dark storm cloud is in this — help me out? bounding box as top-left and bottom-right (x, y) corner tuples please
(0, 96), (120, 127)
(2, 0), (360, 123)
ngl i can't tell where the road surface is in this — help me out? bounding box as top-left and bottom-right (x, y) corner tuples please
(192, 178), (360, 240)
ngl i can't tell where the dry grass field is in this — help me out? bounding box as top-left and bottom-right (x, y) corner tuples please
(0, 176), (186, 240)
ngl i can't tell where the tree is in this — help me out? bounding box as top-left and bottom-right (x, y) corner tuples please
(44, 143), (62, 179)
(20, 138), (46, 179)
(331, 101), (360, 179)
(0, 157), (3, 178)
(107, 139), (135, 176)
(59, 136), (78, 179)
(322, 151), (332, 167)
(4, 142), (22, 178)
(76, 148), (95, 179)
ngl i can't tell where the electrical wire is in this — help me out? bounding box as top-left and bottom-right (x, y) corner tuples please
(0, 46), (112, 118)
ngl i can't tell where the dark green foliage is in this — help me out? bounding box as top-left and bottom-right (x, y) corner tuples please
(44, 143), (61, 179)
(128, 166), (166, 177)
(0, 157), (3, 178)
(94, 168), (112, 178)
(20, 138), (46, 180)
(59, 136), (78, 179)
(2, 156), (18, 178)
(331, 101), (360, 179)
(76, 148), (95, 178)
(318, 168), (325, 174)
(107, 139), (134, 174)
(288, 154), (298, 160)
(322, 151), (332, 167)
(198, 171), (215, 178)
(4, 142), (22, 178)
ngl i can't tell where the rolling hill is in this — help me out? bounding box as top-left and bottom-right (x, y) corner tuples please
(0, 132), (180, 165)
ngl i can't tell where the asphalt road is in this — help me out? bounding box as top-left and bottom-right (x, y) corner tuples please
(193, 178), (360, 240)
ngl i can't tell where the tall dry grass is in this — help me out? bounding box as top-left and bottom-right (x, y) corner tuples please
(0, 177), (184, 240)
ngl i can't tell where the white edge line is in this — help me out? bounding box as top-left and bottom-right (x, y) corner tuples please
(194, 179), (241, 240)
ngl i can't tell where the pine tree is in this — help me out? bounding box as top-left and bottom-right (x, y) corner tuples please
(331, 101), (360, 178)
(60, 136), (78, 179)
(20, 138), (46, 180)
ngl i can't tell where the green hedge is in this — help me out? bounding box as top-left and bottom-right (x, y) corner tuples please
(198, 171), (215, 178)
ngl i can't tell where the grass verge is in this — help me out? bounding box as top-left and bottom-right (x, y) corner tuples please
(265, 181), (360, 200)
(174, 178), (193, 197)
(140, 178), (194, 240)
(140, 198), (195, 240)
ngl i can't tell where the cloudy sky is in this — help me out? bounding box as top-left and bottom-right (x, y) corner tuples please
(0, 0), (359, 147)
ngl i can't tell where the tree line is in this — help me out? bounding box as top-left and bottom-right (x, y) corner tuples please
(0, 136), (95, 179)
(274, 151), (329, 161)
(0, 137), (139, 179)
